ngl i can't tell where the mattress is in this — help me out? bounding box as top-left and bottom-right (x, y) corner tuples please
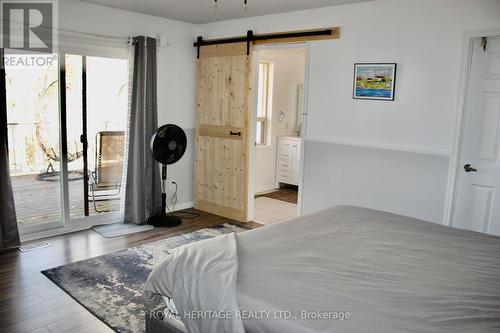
(146, 206), (500, 333)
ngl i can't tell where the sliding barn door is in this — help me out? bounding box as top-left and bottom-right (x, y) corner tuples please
(194, 43), (251, 222)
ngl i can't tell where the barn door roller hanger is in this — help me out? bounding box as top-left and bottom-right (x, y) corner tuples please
(194, 27), (340, 58)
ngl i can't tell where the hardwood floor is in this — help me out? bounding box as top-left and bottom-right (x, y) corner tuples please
(0, 209), (262, 333)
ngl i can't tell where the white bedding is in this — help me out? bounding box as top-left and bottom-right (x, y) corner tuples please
(144, 233), (244, 333)
(144, 206), (500, 333)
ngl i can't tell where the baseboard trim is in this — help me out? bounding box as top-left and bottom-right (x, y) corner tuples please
(20, 202), (195, 243)
(169, 202), (194, 212)
(254, 188), (277, 196)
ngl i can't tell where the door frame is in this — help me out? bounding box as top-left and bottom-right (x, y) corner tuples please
(445, 28), (500, 228)
(248, 42), (311, 220)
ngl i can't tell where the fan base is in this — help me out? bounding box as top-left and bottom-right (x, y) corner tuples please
(147, 214), (182, 227)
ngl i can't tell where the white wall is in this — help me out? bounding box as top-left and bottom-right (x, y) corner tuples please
(254, 49), (305, 193)
(60, 0), (198, 208)
(59, 0), (500, 223)
(200, 0), (500, 223)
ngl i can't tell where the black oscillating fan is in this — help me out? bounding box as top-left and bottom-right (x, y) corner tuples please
(147, 124), (187, 227)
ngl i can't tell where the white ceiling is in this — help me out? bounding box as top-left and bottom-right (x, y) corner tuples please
(79, 0), (371, 24)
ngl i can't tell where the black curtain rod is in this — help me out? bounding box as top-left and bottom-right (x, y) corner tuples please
(194, 29), (333, 47)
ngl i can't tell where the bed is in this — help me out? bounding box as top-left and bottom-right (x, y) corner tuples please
(144, 205), (500, 333)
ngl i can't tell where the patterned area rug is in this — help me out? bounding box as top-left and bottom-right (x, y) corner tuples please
(42, 224), (245, 333)
(256, 186), (298, 204)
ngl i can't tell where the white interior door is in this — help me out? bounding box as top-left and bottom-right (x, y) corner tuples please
(453, 36), (500, 236)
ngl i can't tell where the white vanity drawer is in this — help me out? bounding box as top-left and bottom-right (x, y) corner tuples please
(279, 140), (292, 149)
(277, 159), (292, 171)
(276, 136), (301, 187)
(278, 152), (291, 160)
(278, 144), (292, 158)
(277, 171), (293, 182)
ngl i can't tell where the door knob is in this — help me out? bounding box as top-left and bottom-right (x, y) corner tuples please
(464, 164), (477, 172)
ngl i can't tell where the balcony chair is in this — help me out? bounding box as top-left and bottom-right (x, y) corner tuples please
(88, 131), (125, 213)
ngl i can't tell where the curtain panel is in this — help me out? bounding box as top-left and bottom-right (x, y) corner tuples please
(0, 48), (21, 250)
(124, 36), (162, 225)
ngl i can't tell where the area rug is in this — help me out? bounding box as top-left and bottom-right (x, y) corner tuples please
(41, 224), (246, 333)
(256, 186), (298, 204)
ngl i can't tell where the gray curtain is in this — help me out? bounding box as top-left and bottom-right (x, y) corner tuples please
(124, 36), (162, 224)
(0, 48), (21, 250)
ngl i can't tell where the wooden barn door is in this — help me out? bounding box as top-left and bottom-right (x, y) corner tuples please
(194, 43), (251, 222)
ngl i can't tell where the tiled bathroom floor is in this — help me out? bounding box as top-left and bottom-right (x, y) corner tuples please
(254, 197), (297, 225)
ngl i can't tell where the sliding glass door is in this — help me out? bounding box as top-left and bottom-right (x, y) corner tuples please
(5, 50), (128, 236)
(65, 54), (128, 222)
(5, 52), (64, 234)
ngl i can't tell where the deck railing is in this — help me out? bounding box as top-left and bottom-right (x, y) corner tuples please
(7, 122), (52, 175)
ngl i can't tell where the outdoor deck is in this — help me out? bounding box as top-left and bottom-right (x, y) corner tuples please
(11, 174), (120, 225)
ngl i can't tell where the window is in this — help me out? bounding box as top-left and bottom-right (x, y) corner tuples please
(256, 62), (272, 146)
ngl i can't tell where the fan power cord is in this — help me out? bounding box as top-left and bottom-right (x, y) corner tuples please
(167, 181), (199, 219)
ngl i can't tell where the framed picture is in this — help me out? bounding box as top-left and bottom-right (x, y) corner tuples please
(353, 63), (397, 101)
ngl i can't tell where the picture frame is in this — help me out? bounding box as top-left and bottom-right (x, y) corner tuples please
(353, 63), (397, 101)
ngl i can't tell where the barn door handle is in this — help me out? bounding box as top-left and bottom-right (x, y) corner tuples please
(230, 131), (241, 136)
(464, 164), (477, 172)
